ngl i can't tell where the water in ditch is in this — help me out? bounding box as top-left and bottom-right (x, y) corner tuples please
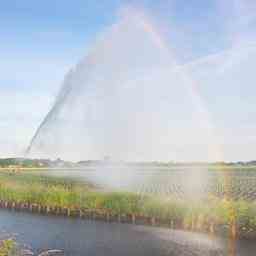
(0, 209), (231, 256)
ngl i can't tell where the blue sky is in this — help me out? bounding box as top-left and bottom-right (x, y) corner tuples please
(1, 0), (256, 161)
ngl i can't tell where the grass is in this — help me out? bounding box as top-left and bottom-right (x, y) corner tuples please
(1, 171), (256, 238)
(0, 239), (16, 256)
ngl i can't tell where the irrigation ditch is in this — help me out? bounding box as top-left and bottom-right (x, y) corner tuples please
(0, 199), (244, 242)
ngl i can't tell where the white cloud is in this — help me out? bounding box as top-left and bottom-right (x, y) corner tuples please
(0, 40), (78, 157)
(217, 0), (256, 46)
(0, 89), (54, 157)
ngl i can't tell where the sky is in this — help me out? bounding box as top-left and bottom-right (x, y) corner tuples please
(1, 0), (256, 161)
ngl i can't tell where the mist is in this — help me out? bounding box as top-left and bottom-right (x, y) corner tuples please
(27, 8), (256, 163)
(26, 12), (219, 162)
